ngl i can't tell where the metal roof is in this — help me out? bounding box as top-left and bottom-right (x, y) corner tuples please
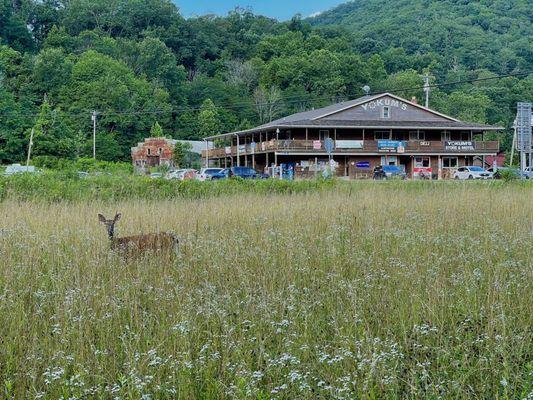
(204, 93), (503, 140)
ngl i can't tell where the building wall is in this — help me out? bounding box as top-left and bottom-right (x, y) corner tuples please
(131, 137), (175, 172)
(321, 95), (452, 122)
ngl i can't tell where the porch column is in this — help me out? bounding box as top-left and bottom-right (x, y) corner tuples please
(252, 133), (255, 170)
(204, 139), (209, 168)
(236, 134), (240, 167)
(245, 135), (248, 167)
(265, 131), (269, 167)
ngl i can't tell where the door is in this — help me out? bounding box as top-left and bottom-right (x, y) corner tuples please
(319, 130), (330, 141)
(147, 156), (160, 167)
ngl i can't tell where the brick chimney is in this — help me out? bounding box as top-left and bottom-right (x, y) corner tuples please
(411, 96), (418, 104)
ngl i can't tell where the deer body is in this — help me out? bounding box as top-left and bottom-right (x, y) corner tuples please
(99, 213), (179, 258)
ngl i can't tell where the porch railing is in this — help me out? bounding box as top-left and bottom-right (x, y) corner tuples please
(204, 140), (499, 158)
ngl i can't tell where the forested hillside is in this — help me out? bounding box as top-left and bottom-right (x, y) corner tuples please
(310, 0), (532, 75)
(0, 0), (531, 163)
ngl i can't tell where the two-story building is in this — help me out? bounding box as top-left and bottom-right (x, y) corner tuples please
(203, 93), (502, 179)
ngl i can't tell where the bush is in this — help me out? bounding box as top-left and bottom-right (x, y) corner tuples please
(497, 168), (519, 181)
(30, 157), (132, 175)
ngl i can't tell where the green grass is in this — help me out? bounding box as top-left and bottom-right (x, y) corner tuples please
(0, 182), (532, 399)
(0, 172), (338, 202)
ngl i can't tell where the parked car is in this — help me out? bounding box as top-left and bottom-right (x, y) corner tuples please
(453, 166), (493, 180)
(166, 169), (197, 180)
(523, 166), (533, 179)
(487, 167), (522, 179)
(211, 167), (267, 180)
(373, 165), (407, 180)
(3, 164), (41, 175)
(196, 168), (224, 181)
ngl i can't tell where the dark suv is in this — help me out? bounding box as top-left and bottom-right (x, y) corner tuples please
(211, 167), (267, 180)
(373, 165), (407, 180)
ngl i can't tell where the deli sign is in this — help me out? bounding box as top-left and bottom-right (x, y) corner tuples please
(445, 141), (475, 151)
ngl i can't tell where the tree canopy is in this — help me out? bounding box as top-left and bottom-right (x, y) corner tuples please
(0, 0), (530, 163)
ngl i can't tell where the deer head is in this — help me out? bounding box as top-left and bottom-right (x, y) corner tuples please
(98, 212), (121, 240)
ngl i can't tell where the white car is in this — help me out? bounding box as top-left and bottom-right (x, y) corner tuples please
(166, 169), (197, 180)
(523, 167), (533, 179)
(453, 166), (493, 180)
(196, 168), (224, 181)
(3, 164), (41, 175)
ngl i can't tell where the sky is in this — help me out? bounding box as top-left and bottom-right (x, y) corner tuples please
(174, 0), (344, 21)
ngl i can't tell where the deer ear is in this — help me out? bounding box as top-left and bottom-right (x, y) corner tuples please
(98, 214), (107, 224)
(114, 213), (122, 222)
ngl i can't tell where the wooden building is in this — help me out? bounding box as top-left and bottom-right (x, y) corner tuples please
(203, 93), (502, 179)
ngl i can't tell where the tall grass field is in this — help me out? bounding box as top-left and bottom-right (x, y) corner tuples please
(0, 182), (532, 399)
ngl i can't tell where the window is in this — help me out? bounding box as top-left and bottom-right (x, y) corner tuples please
(382, 106), (390, 118)
(158, 147), (163, 154)
(147, 148), (151, 155)
(319, 130), (330, 140)
(415, 157), (430, 168)
(381, 155), (398, 166)
(460, 131), (471, 140)
(442, 157), (458, 168)
(392, 131), (408, 141)
(374, 131), (390, 140)
(409, 131), (426, 140)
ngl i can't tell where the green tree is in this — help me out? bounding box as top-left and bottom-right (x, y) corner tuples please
(150, 121), (163, 137)
(30, 96), (81, 159)
(434, 92), (492, 123)
(172, 141), (193, 168)
(60, 50), (171, 160)
(197, 99), (221, 139)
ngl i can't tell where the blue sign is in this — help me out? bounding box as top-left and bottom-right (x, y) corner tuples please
(377, 140), (406, 153)
(324, 138), (335, 154)
(356, 161), (370, 168)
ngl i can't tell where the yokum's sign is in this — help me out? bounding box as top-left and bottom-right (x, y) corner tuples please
(445, 141), (475, 151)
(361, 98), (408, 111)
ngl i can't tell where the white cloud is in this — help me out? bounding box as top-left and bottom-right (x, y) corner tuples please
(308, 11), (323, 18)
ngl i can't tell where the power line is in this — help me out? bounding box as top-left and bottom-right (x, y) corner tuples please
(0, 70), (530, 118)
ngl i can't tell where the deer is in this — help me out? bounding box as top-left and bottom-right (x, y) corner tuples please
(98, 213), (179, 258)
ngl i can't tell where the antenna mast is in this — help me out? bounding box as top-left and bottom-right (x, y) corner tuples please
(423, 74), (430, 108)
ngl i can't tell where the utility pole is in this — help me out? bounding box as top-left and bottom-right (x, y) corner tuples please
(510, 120), (517, 166)
(423, 74), (430, 108)
(91, 111), (97, 159)
(26, 128), (35, 167)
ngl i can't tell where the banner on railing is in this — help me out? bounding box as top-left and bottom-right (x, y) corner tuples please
(444, 141), (475, 151)
(336, 140), (364, 149)
(378, 140), (406, 153)
(225, 146), (232, 155)
(313, 140), (322, 150)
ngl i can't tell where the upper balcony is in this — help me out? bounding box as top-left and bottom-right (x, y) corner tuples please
(204, 139), (500, 158)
